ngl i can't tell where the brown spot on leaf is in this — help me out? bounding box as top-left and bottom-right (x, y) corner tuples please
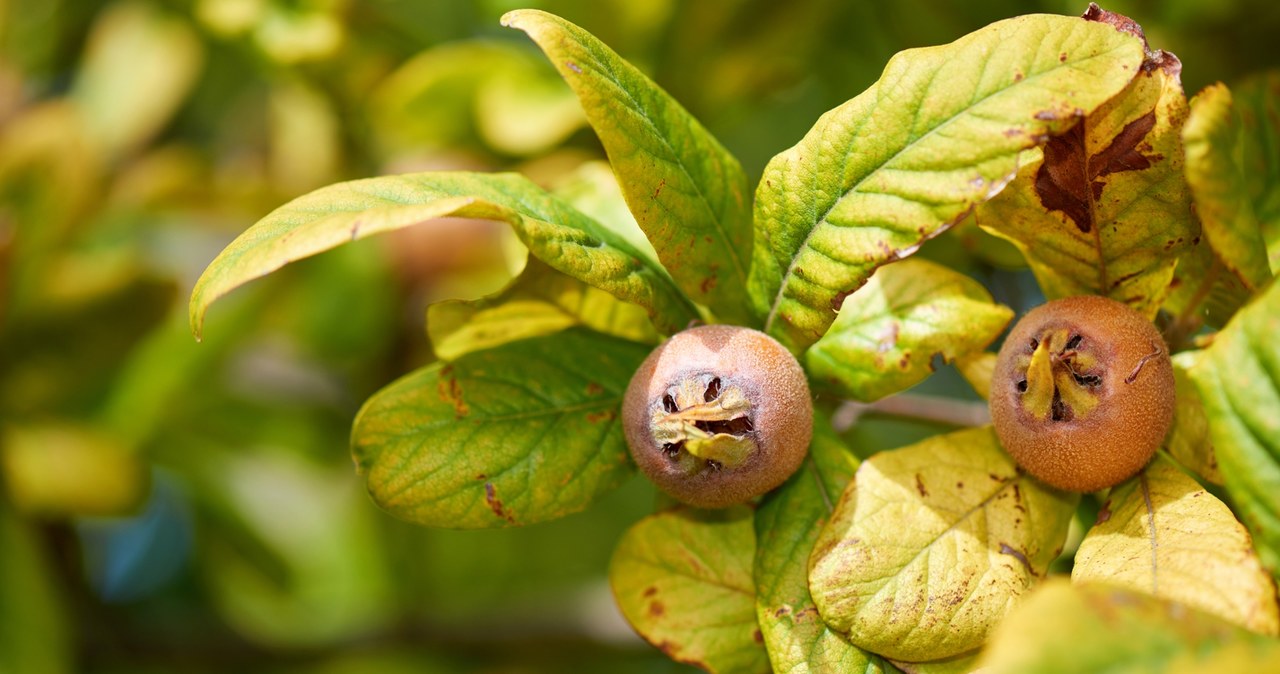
(438, 367), (469, 418)
(915, 473), (928, 498)
(1097, 500), (1113, 524)
(648, 601), (665, 617)
(643, 586), (658, 598)
(585, 382), (604, 396)
(484, 482), (515, 524)
(700, 274), (717, 294)
(475, 473), (487, 481)
(878, 322), (900, 353)
(999, 542), (1035, 574)
(1034, 112), (1159, 233)
(652, 178), (666, 199)
(774, 605), (792, 618)
(586, 410), (615, 424)
(753, 629), (764, 644)
(831, 288), (853, 312)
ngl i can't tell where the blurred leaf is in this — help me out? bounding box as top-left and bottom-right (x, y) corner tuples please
(189, 171), (698, 338)
(809, 426), (1076, 661)
(806, 258), (1012, 402)
(1232, 70), (1280, 272)
(201, 449), (392, 647)
(750, 12), (1145, 353)
(253, 3), (344, 64)
(1072, 455), (1279, 635)
(1, 424), (147, 518)
(0, 102), (99, 313)
(1191, 281), (1280, 577)
(71, 1), (204, 159)
(976, 580), (1279, 674)
(955, 351), (996, 401)
(1166, 350), (1222, 485)
(269, 78), (341, 193)
(1163, 235), (1253, 332)
(503, 9), (754, 324)
(980, 32), (1194, 318)
(372, 40), (585, 158)
(0, 499), (70, 674)
(611, 506), (767, 674)
(352, 328), (647, 528)
(754, 416), (889, 674)
(429, 257), (657, 361)
(476, 64), (588, 155)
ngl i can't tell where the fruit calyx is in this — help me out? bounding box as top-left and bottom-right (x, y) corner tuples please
(649, 374), (756, 473)
(1015, 328), (1103, 423)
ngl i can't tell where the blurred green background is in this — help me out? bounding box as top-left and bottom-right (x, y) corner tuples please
(2, 1), (1277, 672)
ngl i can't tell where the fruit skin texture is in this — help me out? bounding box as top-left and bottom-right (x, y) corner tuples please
(990, 295), (1175, 493)
(622, 325), (813, 508)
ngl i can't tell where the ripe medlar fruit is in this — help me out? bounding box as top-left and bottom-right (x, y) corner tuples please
(989, 295), (1175, 492)
(622, 325), (813, 508)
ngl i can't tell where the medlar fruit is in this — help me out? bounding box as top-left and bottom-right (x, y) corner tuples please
(989, 295), (1175, 492)
(622, 325), (812, 508)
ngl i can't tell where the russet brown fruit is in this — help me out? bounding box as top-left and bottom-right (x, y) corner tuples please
(622, 325), (812, 508)
(989, 295), (1175, 492)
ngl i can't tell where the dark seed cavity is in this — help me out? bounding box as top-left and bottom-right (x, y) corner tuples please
(1050, 389), (1072, 422)
(704, 377), (721, 402)
(1065, 334), (1083, 350)
(662, 442), (684, 458)
(1073, 371), (1102, 387)
(1028, 338), (1039, 352)
(663, 394), (678, 413)
(706, 459), (722, 471)
(1016, 378), (1028, 393)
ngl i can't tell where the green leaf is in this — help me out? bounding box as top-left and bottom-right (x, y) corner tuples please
(427, 258), (657, 361)
(1191, 281), (1280, 577)
(1232, 71), (1280, 273)
(1183, 83), (1273, 291)
(502, 10), (754, 324)
(808, 426), (1077, 661)
(806, 258), (1012, 402)
(1072, 455), (1279, 635)
(754, 415), (890, 674)
(751, 12), (1146, 353)
(0, 500), (70, 674)
(890, 652), (979, 674)
(976, 580), (1279, 674)
(189, 171), (697, 338)
(611, 506), (768, 674)
(351, 328), (649, 528)
(1166, 351), (1222, 485)
(979, 38), (1195, 318)
(1165, 81), (1275, 333)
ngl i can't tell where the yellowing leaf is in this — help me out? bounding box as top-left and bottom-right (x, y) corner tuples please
(503, 10), (754, 324)
(956, 351), (997, 401)
(754, 417), (889, 674)
(0, 500), (71, 674)
(808, 426), (1077, 661)
(977, 580), (1277, 674)
(1167, 351), (1222, 485)
(611, 507), (768, 674)
(890, 651), (979, 674)
(1072, 456), (1279, 635)
(352, 328), (648, 528)
(189, 172), (698, 338)
(980, 28), (1194, 318)
(806, 258), (1012, 402)
(750, 11), (1145, 353)
(1191, 280), (1280, 577)
(427, 258), (657, 361)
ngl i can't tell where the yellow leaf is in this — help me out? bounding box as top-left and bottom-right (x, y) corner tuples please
(809, 426), (1077, 661)
(1072, 455), (1279, 635)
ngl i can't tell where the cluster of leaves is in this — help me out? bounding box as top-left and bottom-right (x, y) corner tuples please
(190, 4), (1280, 672)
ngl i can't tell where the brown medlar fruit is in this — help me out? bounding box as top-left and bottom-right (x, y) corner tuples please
(989, 295), (1175, 492)
(622, 325), (813, 508)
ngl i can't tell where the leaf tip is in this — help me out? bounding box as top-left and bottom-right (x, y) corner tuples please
(498, 9), (536, 29)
